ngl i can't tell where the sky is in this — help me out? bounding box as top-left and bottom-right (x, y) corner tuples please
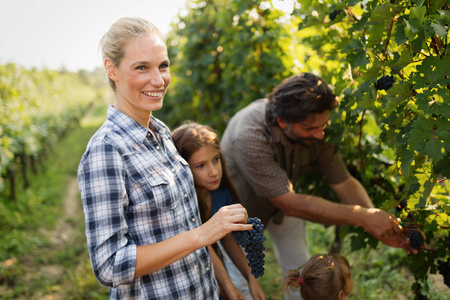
(0, 0), (189, 72)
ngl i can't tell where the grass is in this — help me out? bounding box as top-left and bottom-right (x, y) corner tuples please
(1, 102), (449, 299)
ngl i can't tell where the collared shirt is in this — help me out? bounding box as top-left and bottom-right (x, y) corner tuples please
(78, 105), (218, 299)
(220, 99), (349, 225)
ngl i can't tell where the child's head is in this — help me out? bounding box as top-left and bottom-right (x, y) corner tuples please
(172, 122), (223, 192)
(283, 253), (353, 300)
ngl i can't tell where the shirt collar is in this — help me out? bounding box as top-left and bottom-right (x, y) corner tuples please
(106, 105), (164, 144)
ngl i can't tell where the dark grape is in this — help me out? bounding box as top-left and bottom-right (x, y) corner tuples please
(408, 230), (424, 250)
(232, 217), (266, 278)
(437, 259), (450, 288)
(376, 75), (395, 90)
(329, 9), (343, 21)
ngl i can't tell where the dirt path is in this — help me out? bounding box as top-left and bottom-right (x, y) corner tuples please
(24, 178), (83, 300)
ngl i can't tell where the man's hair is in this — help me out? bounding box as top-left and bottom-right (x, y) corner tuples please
(266, 73), (339, 126)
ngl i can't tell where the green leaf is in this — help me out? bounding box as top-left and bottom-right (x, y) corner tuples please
(392, 48), (414, 68)
(415, 56), (450, 88)
(431, 22), (447, 37)
(410, 6), (427, 25)
(367, 23), (385, 48)
(369, 2), (393, 23)
(423, 138), (445, 162)
(393, 23), (408, 45)
(408, 118), (434, 152)
(384, 81), (411, 115)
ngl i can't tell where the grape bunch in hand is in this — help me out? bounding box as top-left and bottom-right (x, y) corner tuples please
(232, 217), (266, 278)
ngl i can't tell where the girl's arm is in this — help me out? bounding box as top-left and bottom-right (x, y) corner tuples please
(135, 204), (253, 277)
(208, 245), (245, 300)
(221, 234), (266, 300)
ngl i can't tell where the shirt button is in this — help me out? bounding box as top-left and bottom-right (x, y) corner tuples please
(172, 168), (175, 172)
(184, 193), (188, 198)
(156, 145), (160, 150)
(192, 217), (196, 222)
(206, 267), (210, 272)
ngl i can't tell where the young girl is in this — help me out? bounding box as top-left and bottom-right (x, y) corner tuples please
(283, 253), (353, 300)
(172, 122), (266, 300)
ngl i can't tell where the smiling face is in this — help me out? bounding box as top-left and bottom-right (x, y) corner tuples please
(105, 33), (171, 126)
(277, 110), (330, 145)
(188, 145), (223, 192)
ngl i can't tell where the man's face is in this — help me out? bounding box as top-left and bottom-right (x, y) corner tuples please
(279, 110), (330, 145)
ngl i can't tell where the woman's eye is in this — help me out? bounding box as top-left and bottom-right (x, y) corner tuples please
(136, 65), (146, 70)
(160, 63), (169, 69)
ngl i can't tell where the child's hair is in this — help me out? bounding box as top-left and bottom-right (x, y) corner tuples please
(283, 253), (352, 300)
(171, 121), (239, 223)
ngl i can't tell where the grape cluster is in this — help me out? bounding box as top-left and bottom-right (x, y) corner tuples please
(329, 9), (343, 21)
(408, 230), (424, 250)
(376, 75), (395, 90)
(437, 259), (450, 288)
(232, 217), (266, 278)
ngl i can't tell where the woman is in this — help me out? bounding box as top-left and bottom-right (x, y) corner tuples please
(77, 17), (252, 299)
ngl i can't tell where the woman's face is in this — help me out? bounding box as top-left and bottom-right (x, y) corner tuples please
(188, 145), (223, 192)
(107, 33), (171, 124)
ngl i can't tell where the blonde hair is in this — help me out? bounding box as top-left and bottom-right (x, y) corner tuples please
(283, 253), (352, 300)
(99, 17), (165, 91)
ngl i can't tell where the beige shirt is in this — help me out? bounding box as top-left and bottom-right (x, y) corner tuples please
(221, 99), (349, 225)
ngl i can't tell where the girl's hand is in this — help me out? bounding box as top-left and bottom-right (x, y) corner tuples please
(248, 275), (266, 300)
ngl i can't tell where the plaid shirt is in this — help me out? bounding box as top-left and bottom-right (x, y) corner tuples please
(221, 99), (349, 225)
(78, 106), (219, 299)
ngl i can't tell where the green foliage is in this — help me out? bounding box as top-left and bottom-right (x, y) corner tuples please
(0, 63), (97, 192)
(164, 0), (449, 296)
(164, 0), (294, 133)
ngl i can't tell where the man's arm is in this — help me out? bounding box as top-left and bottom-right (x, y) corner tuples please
(270, 190), (418, 254)
(330, 176), (374, 208)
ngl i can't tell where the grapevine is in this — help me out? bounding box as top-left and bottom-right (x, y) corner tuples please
(232, 217), (266, 279)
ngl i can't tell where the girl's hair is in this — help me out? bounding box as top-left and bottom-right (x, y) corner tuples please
(171, 121), (240, 224)
(266, 73), (339, 126)
(99, 17), (165, 92)
(283, 253), (352, 300)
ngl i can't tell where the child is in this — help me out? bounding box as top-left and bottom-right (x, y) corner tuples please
(172, 121), (266, 300)
(283, 253), (353, 300)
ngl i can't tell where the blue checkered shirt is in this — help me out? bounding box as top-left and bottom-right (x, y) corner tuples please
(77, 106), (219, 299)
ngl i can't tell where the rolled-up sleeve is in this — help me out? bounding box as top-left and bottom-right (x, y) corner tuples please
(78, 140), (136, 287)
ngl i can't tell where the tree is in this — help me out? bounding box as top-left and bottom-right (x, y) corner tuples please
(164, 0), (450, 297)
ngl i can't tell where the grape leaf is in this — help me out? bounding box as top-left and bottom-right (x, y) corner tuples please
(369, 2), (393, 23)
(430, 22), (447, 37)
(408, 118), (434, 152)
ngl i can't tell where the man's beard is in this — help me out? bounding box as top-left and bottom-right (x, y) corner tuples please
(282, 125), (316, 146)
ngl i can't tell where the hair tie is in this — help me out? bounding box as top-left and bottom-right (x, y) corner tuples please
(297, 276), (304, 287)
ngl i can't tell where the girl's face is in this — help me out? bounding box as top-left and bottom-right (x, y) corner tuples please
(188, 145), (222, 192)
(106, 33), (171, 125)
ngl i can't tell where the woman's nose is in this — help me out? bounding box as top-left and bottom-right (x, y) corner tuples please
(149, 70), (164, 87)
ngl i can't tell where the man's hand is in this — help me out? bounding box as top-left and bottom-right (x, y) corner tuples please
(362, 208), (426, 254)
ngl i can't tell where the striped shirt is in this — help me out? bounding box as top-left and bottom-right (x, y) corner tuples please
(78, 105), (219, 299)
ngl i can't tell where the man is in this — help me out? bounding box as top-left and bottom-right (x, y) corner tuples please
(220, 73), (416, 299)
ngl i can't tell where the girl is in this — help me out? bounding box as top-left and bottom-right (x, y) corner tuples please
(172, 122), (266, 300)
(283, 253), (353, 300)
(77, 17), (253, 299)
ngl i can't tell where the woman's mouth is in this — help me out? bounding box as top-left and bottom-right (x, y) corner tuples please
(142, 91), (163, 97)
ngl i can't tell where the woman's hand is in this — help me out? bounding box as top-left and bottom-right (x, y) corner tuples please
(200, 204), (253, 246)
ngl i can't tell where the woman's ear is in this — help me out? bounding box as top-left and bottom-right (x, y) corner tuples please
(104, 58), (118, 82)
(338, 290), (345, 300)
